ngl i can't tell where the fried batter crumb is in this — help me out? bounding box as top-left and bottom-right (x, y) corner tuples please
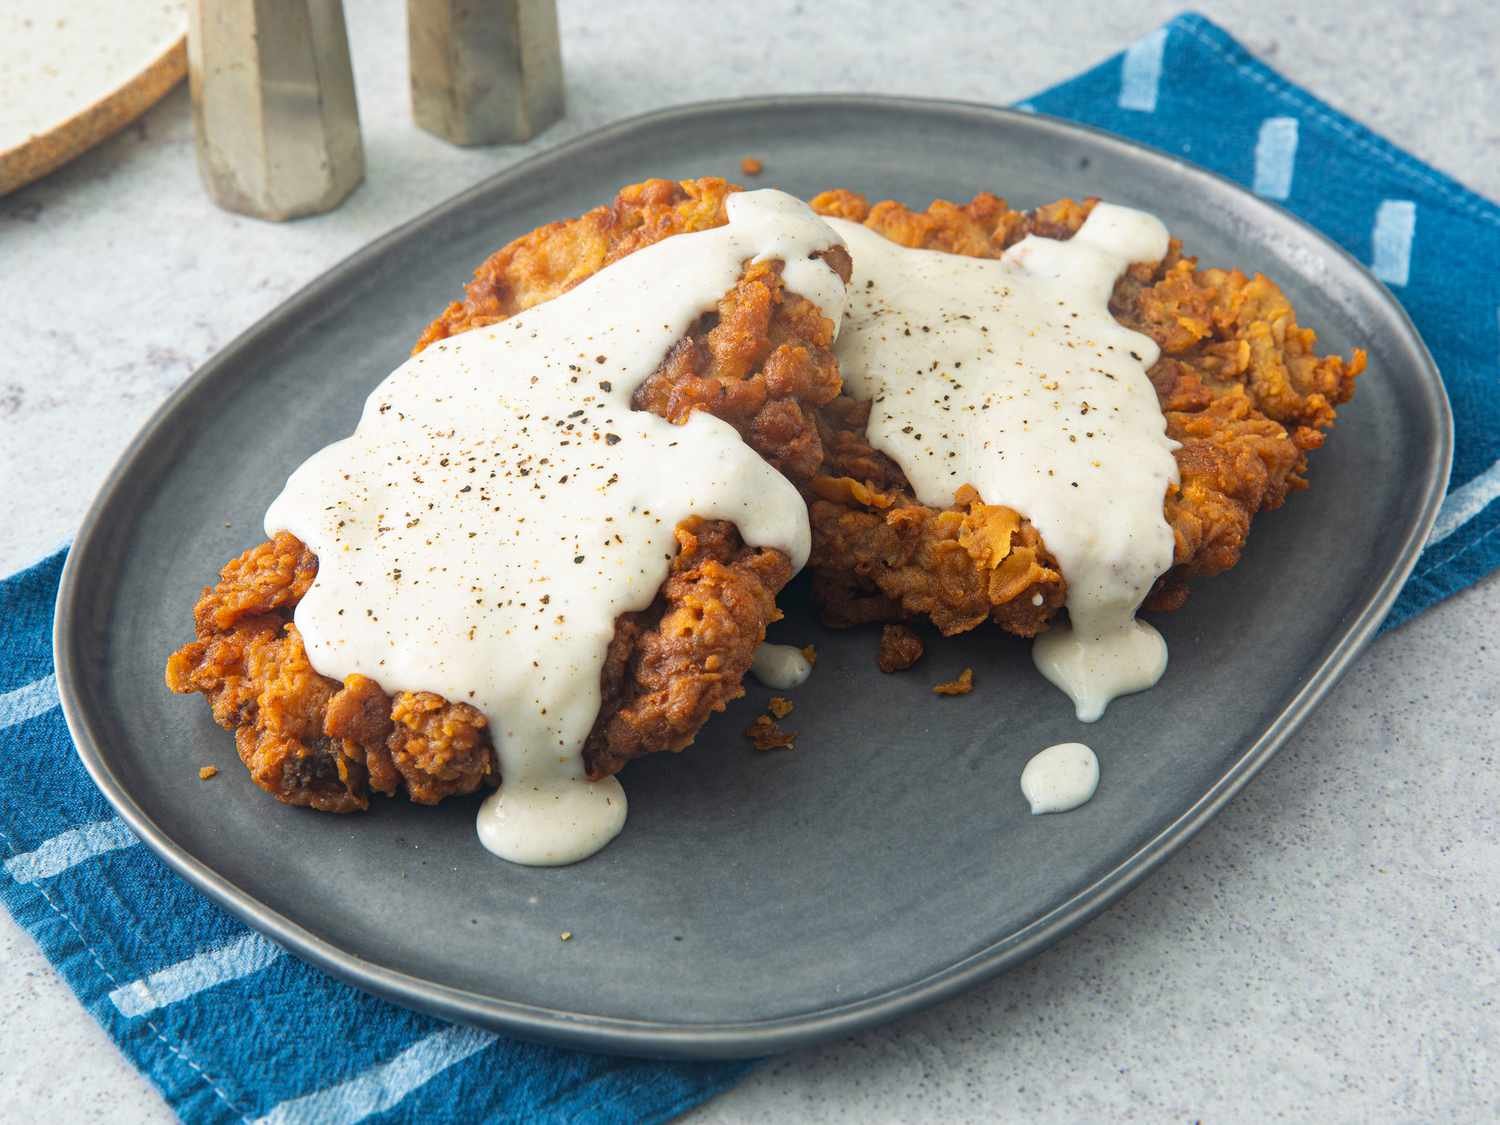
(878, 624), (924, 673)
(560, 931), (573, 942)
(746, 713), (796, 751)
(768, 696), (794, 718)
(416, 176), (851, 486)
(740, 156), (764, 176)
(933, 667), (974, 696)
(801, 644), (817, 666)
(199, 765), (219, 780)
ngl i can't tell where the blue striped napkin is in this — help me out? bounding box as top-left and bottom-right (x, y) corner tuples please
(3, 12), (1496, 1123)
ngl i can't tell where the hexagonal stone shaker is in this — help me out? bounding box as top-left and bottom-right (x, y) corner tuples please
(189, 0), (365, 220)
(408, 0), (564, 146)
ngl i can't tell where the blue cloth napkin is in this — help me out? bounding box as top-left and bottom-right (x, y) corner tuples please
(3, 12), (1497, 1123)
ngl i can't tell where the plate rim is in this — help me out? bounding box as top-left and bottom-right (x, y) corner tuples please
(54, 93), (1454, 1058)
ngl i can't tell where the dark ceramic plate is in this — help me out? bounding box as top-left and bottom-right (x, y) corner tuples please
(55, 97), (1451, 1058)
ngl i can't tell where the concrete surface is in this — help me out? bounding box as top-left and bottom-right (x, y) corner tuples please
(1, 1), (1496, 1121)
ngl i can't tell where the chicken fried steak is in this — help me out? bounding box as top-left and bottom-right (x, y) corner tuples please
(805, 189), (1364, 638)
(168, 179), (850, 816)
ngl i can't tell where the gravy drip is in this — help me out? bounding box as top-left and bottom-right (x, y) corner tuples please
(749, 642), (814, 689)
(1020, 742), (1100, 814)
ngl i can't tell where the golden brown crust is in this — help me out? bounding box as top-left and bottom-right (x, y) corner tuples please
(168, 178), (841, 813)
(165, 534), (499, 813)
(582, 517), (792, 778)
(805, 189), (1364, 632)
(419, 178), (745, 342)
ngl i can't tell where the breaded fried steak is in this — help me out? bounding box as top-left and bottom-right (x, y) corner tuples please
(804, 189), (1363, 637)
(168, 178), (850, 814)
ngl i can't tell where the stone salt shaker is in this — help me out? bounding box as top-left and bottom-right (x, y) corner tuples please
(188, 0), (365, 221)
(408, 0), (564, 145)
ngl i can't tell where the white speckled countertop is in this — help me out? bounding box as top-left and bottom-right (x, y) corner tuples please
(2, 2), (1497, 1121)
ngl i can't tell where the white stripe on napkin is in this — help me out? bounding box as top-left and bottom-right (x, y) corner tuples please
(1252, 117), (1299, 200)
(1118, 28), (1167, 112)
(4, 817), (138, 882)
(1371, 199), (1417, 286)
(1428, 458), (1500, 548)
(252, 1025), (497, 1125)
(109, 932), (285, 1018)
(0, 673), (58, 730)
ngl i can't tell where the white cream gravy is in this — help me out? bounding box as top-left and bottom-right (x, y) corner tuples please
(749, 642), (813, 689)
(1020, 742), (1099, 814)
(266, 190), (847, 865)
(826, 205), (1177, 721)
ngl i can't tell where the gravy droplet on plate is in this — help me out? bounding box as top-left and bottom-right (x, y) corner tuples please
(1032, 617), (1167, 724)
(1020, 742), (1099, 815)
(265, 190), (848, 866)
(827, 203), (1176, 721)
(749, 642), (813, 689)
(476, 776), (627, 868)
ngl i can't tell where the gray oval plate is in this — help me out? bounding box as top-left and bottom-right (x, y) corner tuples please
(55, 96), (1451, 1059)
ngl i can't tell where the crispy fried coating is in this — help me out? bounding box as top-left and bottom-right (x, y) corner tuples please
(166, 534), (497, 812)
(168, 179), (843, 812)
(806, 190), (1364, 634)
(582, 517), (792, 778)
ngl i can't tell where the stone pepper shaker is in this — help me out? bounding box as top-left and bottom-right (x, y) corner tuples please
(188, 0), (365, 221)
(407, 0), (564, 146)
